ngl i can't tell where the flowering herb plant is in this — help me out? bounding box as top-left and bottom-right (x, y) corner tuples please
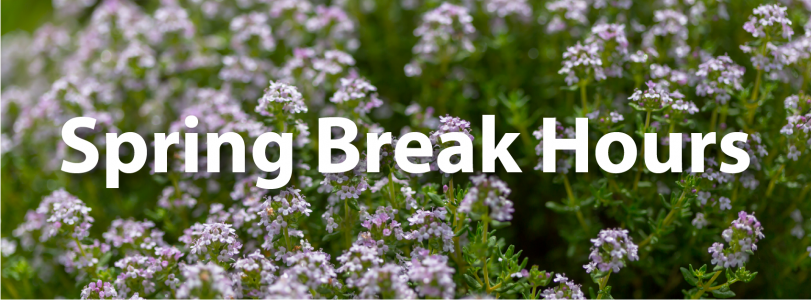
(2, 0), (811, 299)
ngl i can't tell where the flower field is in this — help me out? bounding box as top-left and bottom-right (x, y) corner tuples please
(1, 0), (810, 298)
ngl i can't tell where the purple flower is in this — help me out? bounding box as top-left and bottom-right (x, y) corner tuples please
(176, 262), (235, 299)
(695, 55), (745, 104)
(180, 222), (242, 264)
(153, 4), (195, 40)
(113, 254), (168, 297)
(484, 0), (532, 19)
(692, 213), (708, 229)
(360, 206), (406, 241)
(407, 254), (456, 299)
(545, 0), (589, 33)
(405, 208), (455, 253)
(458, 174), (515, 222)
(81, 280), (118, 299)
(643, 9), (690, 58)
(266, 273), (313, 298)
(36, 189), (94, 240)
(719, 197), (732, 211)
(743, 4), (793, 40)
(583, 228), (639, 274)
(628, 81), (678, 110)
(330, 76), (383, 116)
(230, 12), (275, 52)
(708, 211), (764, 268)
(790, 209), (805, 239)
(281, 250), (341, 290)
(232, 250), (278, 297)
(258, 187), (312, 246)
(412, 3), (476, 61)
(336, 243), (385, 288)
(256, 81), (308, 118)
(278, 48), (356, 88)
(541, 273), (585, 299)
(669, 100), (699, 115)
(305, 5), (356, 49)
(559, 42), (605, 86)
(357, 263), (416, 298)
(587, 23), (628, 77)
(102, 219), (167, 252)
(429, 115), (474, 145)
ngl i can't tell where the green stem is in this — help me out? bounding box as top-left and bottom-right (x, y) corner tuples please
(747, 67), (763, 125)
(691, 271), (722, 299)
(72, 237), (86, 258)
(751, 68), (763, 103)
(639, 186), (689, 248)
(708, 279), (739, 292)
(765, 164), (785, 197)
(481, 218), (491, 291)
(580, 82), (589, 115)
(798, 184), (811, 203)
(563, 175), (589, 233)
(344, 198), (352, 248)
(596, 270), (612, 299)
(387, 172), (398, 209)
(283, 226), (292, 250)
(633, 111), (652, 191)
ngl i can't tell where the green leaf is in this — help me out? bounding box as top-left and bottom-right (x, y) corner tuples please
(681, 267), (698, 286)
(442, 174), (452, 186)
(713, 265), (725, 272)
(546, 201), (571, 213)
(322, 232), (341, 242)
(637, 181), (652, 188)
(427, 193), (445, 206)
(464, 274), (483, 290)
(97, 252), (113, 267)
(711, 286), (736, 298)
(347, 198), (360, 211)
(491, 220), (511, 229)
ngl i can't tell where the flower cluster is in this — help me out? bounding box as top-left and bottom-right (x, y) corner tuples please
(80, 280), (118, 299)
(458, 174), (515, 221)
(405, 208), (455, 253)
(583, 228), (639, 273)
(541, 274), (585, 299)
(412, 3), (476, 60)
(181, 222), (243, 263)
(102, 219), (167, 252)
(257, 187), (311, 249)
(559, 42), (605, 86)
(176, 262), (236, 299)
(330, 76), (383, 117)
(708, 211), (765, 268)
(628, 81), (680, 110)
(781, 94), (811, 160)
(695, 55), (746, 104)
(357, 263), (416, 298)
(255, 81), (308, 118)
(407, 254), (456, 299)
(743, 4), (793, 39)
(37, 189), (94, 240)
